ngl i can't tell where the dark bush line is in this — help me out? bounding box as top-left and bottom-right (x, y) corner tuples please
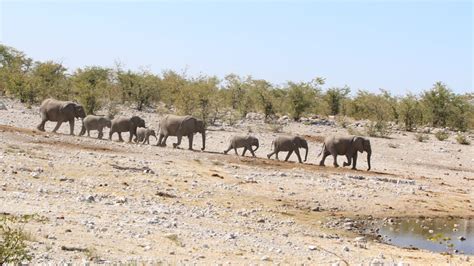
(1, 44), (472, 131)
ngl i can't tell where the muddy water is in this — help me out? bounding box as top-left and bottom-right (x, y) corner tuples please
(378, 218), (473, 254)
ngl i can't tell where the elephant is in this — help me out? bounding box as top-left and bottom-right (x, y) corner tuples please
(109, 116), (146, 142)
(318, 136), (372, 171)
(135, 128), (157, 144)
(223, 135), (259, 157)
(157, 115), (205, 151)
(267, 136), (308, 163)
(79, 115), (111, 139)
(37, 98), (86, 135)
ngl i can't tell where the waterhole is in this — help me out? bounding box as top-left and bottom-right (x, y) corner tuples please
(377, 218), (473, 254)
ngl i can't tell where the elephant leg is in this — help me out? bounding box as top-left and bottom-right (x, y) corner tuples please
(87, 130), (91, 137)
(351, 152), (358, 170)
(187, 134), (193, 150)
(343, 155), (351, 167)
(242, 147), (247, 156)
(109, 131), (113, 140)
(162, 135), (169, 146)
(223, 145), (232, 154)
(52, 121), (63, 133)
(332, 154), (339, 167)
(128, 130), (134, 143)
(173, 134), (182, 148)
(294, 149), (303, 163)
(319, 151), (330, 166)
(98, 127), (103, 139)
(249, 147), (256, 157)
(118, 132), (124, 142)
(284, 150), (293, 161)
(37, 117), (47, 131)
(267, 151), (274, 159)
(275, 151), (280, 160)
(69, 119), (75, 135)
(157, 134), (163, 146)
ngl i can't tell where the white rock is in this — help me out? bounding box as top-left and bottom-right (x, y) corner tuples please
(308, 245), (317, 251)
(261, 255), (271, 261)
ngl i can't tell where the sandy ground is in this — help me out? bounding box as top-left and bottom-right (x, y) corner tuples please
(0, 98), (473, 264)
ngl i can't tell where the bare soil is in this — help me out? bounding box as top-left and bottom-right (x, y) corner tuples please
(0, 98), (473, 264)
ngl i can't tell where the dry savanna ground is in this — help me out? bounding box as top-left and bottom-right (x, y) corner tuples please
(0, 98), (473, 264)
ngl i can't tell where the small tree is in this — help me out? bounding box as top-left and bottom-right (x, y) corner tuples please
(0, 45), (33, 103)
(30, 61), (69, 101)
(324, 86), (350, 115)
(398, 94), (423, 131)
(286, 78), (323, 121)
(250, 79), (275, 121)
(421, 82), (454, 128)
(72, 66), (111, 114)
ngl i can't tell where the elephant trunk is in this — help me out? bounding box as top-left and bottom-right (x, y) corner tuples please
(201, 131), (206, 151)
(79, 120), (86, 136)
(367, 150), (371, 171)
(253, 143), (259, 152)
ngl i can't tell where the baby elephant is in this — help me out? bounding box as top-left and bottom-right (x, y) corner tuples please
(267, 136), (308, 163)
(79, 115), (111, 139)
(135, 128), (157, 144)
(223, 135), (259, 157)
(318, 136), (371, 171)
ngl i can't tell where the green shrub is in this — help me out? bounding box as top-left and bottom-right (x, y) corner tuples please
(415, 133), (429, 142)
(366, 121), (390, 138)
(268, 123), (283, 133)
(347, 127), (364, 136)
(0, 215), (32, 264)
(455, 134), (471, 145)
(434, 131), (449, 141)
(336, 116), (350, 128)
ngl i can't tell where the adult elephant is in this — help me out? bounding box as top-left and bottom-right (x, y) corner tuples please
(109, 116), (146, 142)
(157, 115), (205, 151)
(267, 136), (308, 163)
(318, 136), (371, 171)
(37, 98), (86, 135)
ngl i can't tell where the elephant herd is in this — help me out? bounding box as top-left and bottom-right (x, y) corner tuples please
(35, 98), (372, 171)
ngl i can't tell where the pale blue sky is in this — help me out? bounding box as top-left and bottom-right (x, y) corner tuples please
(1, 1), (472, 94)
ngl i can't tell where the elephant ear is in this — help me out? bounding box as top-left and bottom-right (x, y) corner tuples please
(74, 104), (86, 118)
(352, 137), (364, 152)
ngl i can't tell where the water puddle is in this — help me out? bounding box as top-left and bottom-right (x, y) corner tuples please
(377, 217), (473, 255)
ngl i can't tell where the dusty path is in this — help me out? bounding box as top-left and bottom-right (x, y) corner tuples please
(0, 100), (473, 264)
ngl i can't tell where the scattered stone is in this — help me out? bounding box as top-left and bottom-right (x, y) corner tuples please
(342, 246), (350, 252)
(78, 195), (95, 203)
(370, 259), (385, 266)
(116, 197), (127, 204)
(458, 236), (466, 241)
(61, 246), (87, 252)
(308, 245), (317, 251)
(261, 255), (271, 261)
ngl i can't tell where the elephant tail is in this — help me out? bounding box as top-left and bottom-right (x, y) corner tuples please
(317, 143), (325, 157)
